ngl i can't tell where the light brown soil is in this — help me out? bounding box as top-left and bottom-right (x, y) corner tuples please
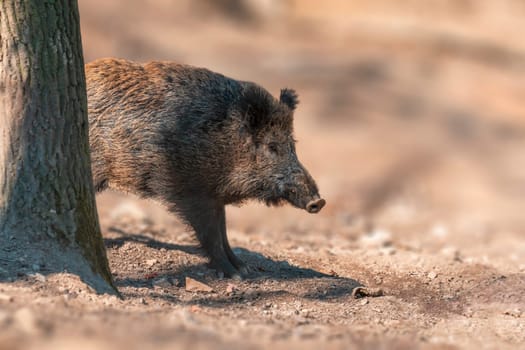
(1, 1), (524, 349)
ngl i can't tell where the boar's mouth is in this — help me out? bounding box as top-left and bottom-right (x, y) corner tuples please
(283, 190), (326, 214)
(260, 176), (326, 213)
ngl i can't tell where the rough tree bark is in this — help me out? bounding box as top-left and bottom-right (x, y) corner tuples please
(0, 0), (116, 293)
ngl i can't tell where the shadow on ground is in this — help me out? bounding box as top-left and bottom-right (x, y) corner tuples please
(104, 229), (363, 305)
(105, 226), (200, 255)
(104, 229), (525, 317)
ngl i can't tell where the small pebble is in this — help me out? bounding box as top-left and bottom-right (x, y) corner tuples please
(300, 309), (311, 318)
(152, 277), (172, 289)
(145, 259), (158, 267)
(226, 283), (238, 294)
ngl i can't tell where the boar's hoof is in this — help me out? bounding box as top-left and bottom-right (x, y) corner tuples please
(226, 250), (250, 275)
(306, 198), (326, 213)
(212, 258), (245, 280)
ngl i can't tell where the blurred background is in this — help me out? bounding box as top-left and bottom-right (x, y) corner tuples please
(80, 0), (525, 268)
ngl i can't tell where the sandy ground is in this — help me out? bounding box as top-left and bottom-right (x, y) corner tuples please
(1, 1), (525, 349)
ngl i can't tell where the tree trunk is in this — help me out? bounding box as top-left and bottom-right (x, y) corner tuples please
(0, 0), (116, 294)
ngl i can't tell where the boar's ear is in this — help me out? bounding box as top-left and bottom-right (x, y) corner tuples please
(280, 88), (299, 110)
(239, 84), (273, 132)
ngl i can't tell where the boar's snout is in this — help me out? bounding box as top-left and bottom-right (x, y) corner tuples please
(281, 163), (325, 213)
(306, 197), (326, 214)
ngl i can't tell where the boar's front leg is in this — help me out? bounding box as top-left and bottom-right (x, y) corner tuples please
(220, 219), (249, 276)
(177, 198), (246, 279)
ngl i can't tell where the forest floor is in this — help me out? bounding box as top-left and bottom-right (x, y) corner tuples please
(0, 187), (524, 350)
(1, 1), (525, 349)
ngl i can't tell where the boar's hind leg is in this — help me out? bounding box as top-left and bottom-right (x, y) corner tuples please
(178, 198), (244, 279)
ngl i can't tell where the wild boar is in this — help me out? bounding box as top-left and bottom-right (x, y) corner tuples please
(86, 58), (325, 278)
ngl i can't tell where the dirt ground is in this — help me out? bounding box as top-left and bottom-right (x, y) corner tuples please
(1, 1), (525, 349)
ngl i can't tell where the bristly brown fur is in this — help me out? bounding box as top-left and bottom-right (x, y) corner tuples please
(86, 58), (321, 278)
(238, 83), (275, 132)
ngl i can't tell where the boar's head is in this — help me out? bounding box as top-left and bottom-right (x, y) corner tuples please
(226, 84), (325, 214)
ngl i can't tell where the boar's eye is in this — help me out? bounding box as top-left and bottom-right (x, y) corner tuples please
(268, 142), (279, 155)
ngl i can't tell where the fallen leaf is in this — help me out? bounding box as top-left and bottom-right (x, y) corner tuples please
(185, 277), (213, 293)
(352, 286), (384, 299)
